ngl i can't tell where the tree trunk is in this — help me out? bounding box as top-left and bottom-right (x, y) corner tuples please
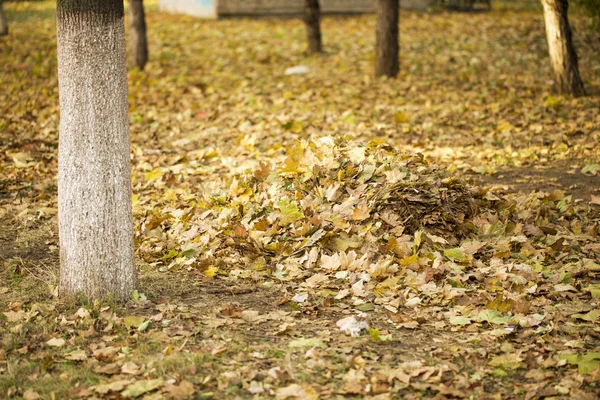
(56, 0), (137, 301)
(375, 0), (399, 78)
(0, 0), (8, 36)
(129, 0), (148, 70)
(541, 0), (585, 96)
(304, 0), (322, 54)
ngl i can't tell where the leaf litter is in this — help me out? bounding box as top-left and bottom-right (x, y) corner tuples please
(1, 1), (599, 399)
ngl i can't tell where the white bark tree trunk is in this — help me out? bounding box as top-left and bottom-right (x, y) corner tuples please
(0, 0), (8, 36)
(541, 0), (585, 96)
(56, 0), (137, 301)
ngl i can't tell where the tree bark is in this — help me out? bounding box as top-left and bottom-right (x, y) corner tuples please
(541, 0), (585, 96)
(0, 0), (8, 36)
(375, 0), (399, 78)
(56, 0), (137, 301)
(304, 0), (322, 54)
(129, 0), (148, 70)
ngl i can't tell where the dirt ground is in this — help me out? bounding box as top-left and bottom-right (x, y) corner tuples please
(473, 160), (600, 202)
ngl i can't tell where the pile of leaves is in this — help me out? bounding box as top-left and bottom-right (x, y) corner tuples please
(139, 136), (482, 268)
(135, 133), (600, 327)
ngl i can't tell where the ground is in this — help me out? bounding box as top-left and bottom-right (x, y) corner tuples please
(1, 1), (600, 399)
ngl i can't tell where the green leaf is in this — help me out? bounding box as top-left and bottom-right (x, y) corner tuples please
(124, 316), (145, 329)
(368, 328), (392, 342)
(559, 353), (579, 365)
(584, 285), (600, 299)
(581, 163), (600, 176)
(476, 309), (511, 325)
(161, 250), (178, 260)
(579, 358), (600, 374)
(571, 310), (600, 322)
(413, 230), (423, 253)
(394, 111), (410, 123)
(544, 95), (560, 108)
(580, 352), (600, 362)
(369, 328), (382, 342)
(278, 198), (304, 219)
(355, 303), (375, 312)
(144, 169), (164, 182)
(444, 248), (467, 262)
(491, 368), (508, 377)
(180, 248), (197, 258)
(560, 352), (600, 374)
(130, 290), (146, 302)
(137, 320), (150, 332)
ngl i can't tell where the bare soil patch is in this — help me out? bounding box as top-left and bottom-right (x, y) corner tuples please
(472, 160), (600, 204)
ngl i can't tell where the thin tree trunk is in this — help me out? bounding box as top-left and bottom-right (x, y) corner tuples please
(129, 0), (148, 70)
(56, 0), (137, 301)
(0, 0), (8, 36)
(304, 0), (322, 54)
(375, 0), (399, 78)
(541, 0), (585, 96)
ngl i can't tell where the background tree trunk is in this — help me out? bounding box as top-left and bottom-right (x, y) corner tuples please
(541, 0), (585, 96)
(56, 0), (137, 301)
(0, 0), (8, 36)
(375, 0), (399, 78)
(304, 0), (322, 54)
(129, 0), (148, 70)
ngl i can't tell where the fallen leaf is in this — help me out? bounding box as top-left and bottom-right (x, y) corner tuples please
(46, 337), (66, 347)
(95, 362), (121, 375)
(489, 353), (523, 370)
(94, 379), (134, 395)
(3, 310), (27, 322)
(581, 163), (600, 176)
(394, 111), (410, 124)
(444, 248), (467, 262)
(163, 380), (195, 399)
(449, 315), (472, 326)
(278, 198), (304, 219)
(122, 378), (165, 398)
(276, 384), (319, 400)
(123, 316), (145, 329)
(476, 309), (511, 325)
(22, 389), (42, 400)
(64, 349), (88, 361)
(571, 310), (600, 322)
(121, 361), (142, 375)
